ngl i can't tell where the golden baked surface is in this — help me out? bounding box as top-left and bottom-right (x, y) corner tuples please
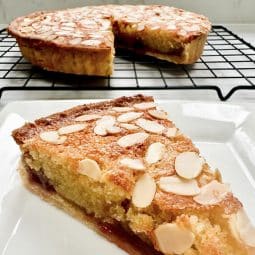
(13, 95), (254, 255)
(9, 6), (210, 46)
(8, 5), (211, 75)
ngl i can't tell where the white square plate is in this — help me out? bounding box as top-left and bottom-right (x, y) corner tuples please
(0, 99), (255, 255)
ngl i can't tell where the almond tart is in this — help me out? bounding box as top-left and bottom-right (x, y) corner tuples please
(12, 95), (255, 255)
(8, 5), (211, 76)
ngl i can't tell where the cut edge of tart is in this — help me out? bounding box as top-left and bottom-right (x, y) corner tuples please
(8, 5), (211, 76)
(18, 162), (161, 255)
(12, 95), (255, 255)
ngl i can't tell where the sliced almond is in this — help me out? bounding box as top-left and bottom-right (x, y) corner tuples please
(40, 130), (58, 142)
(230, 208), (255, 247)
(75, 114), (101, 122)
(112, 106), (134, 112)
(167, 24), (177, 30)
(148, 109), (168, 120)
(164, 127), (178, 137)
(146, 142), (165, 164)
(158, 176), (200, 196)
(193, 180), (230, 205)
(58, 123), (87, 135)
(120, 157), (145, 170)
(175, 152), (204, 179)
(137, 23), (145, 31)
(64, 22), (76, 28)
(94, 125), (107, 136)
(229, 212), (243, 244)
(150, 25), (160, 30)
(40, 131), (66, 144)
(120, 123), (139, 130)
(134, 102), (156, 110)
(81, 39), (102, 46)
(117, 132), (149, 148)
(106, 125), (122, 134)
(132, 173), (156, 208)
(69, 37), (82, 45)
(154, 223), (195, 254)
(78, 158), (101, 181)
(136, 118), (165, 134)
(117, 112), (143, 123)
(96, 115), (116, 127)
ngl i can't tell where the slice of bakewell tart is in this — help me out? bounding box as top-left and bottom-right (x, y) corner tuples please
(12, 95), (255, 255)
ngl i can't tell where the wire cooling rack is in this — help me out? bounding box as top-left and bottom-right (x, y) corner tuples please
(0, 25), (254, 100)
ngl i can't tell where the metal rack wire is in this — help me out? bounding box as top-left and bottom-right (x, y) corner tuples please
(0, 25), (254, 100)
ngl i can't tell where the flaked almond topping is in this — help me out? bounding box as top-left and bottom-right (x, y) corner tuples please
(112, 106), (134, 112)
(179, 29), (188, 37)
(22, 18), (33, 26)
(232, 208), (255, 247)
(132, 173), (156, 208)
(21, 27), (34, 33)
(117, 112), (143, 123)
(125, 17), (139, 23)
(146, 142), (165, 164)
(40, 131), (67, 144)
(193, 180), (230, 205)
(158, 176), (200, 196)
(120, 123), (139, 130)
(229, 212), (243, 245)
(148, 109), (168, 120)
(167, 24), (177, 30)
(58, 123), (87, 135)
(94, 125), (107, 136)
(154, 223), (195, 254)
(175, 152), (204, 179)
(136, 118), (165, 134)
(75, 114), (101, 122)
(81, 39), (102, 46)
(62, 26), (74, 32)
(78, 158), (101, 181)
(150, 25), (160, 30)
(64, 22), (76, 28)
(164, 127), (178, 138)
(133, 102), (156, 110)
(96, 115), (116, 127)
(137, 23), (145, 31)
(185, 24), (200, 32)
(117, 132), (149, 148)
(120, 157), (145, 170)
(40, 31), (53, 38)
(46, 34), (58, 41)
(106, 125), (122, 134)
(56, 31), (72, 36)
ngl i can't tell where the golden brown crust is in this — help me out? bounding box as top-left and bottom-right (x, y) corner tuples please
(8, 5), (211, 75)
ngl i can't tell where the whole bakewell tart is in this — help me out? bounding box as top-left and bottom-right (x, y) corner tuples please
(8, 5), (211, 76)
(12, 95), (255, 255)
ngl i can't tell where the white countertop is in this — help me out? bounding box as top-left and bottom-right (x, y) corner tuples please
(0, 24), (254, 109)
